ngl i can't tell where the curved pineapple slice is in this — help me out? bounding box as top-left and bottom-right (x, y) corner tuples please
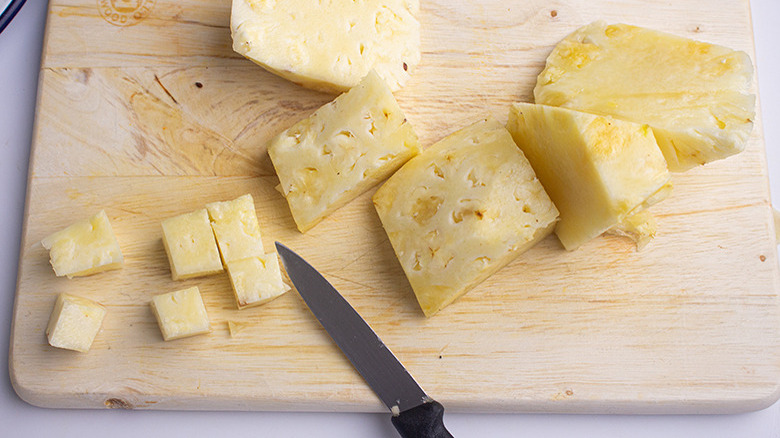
(534, 21), (755, 171)
(269, 71), (420, 233)
(374, 118), (559, 316)
(231, 0), (420, 93)
(507, 102), (671, 251)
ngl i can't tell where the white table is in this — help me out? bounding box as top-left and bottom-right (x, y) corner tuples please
(1, 1), (778, 436)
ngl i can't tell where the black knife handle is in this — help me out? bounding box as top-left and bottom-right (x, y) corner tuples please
(391, 400), (453, 438)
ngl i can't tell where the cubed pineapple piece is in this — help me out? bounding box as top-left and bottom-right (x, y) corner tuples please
(161, 209), (223, 280)
(150, 286), (210, 341)
(46, 293), (106, 352)
(206, 194), (264, 264)
(269, 71), (421, 232)
(41, 210), (123, 278)
(507, 102), (672, 251)
(231, 0), (420, 93)
(373, 118), (559, 316)
(534, 21), (755, 171)
(226, 254), (291, 309)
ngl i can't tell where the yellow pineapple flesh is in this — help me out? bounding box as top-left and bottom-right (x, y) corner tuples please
(374, 117), (559, 316)
(507, 102), (671, 251)
(534, 21), (755, 171)
(269, 71), (420, 233)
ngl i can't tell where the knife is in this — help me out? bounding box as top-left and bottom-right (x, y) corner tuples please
(276, 242), (454, 438)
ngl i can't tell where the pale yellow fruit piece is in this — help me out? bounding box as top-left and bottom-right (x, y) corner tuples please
(226, 254), (291, 309)
(41, 210), (123, 278)
(46, 293), (106, 353)
(374, 117), (559, 317)
(161, 209), (224, 280)
(227, 320), (250, 338)
(150, 286), (210, 341)
(206, 194), (264, 264)
(231, 0), (420, 93)
(534, 21), (755, 171)
(507, 102), (672, 251)
(606, 210), (657, 251)
(269, 71), (421, 232)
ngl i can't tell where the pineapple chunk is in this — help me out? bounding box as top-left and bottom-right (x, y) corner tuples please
(231, 0), (420, 93)
(150, 286), (210, 341)
(161, 209), (223, 280)
(206, 194), (264, 264)
(606, 210), (657, 251)
(269, 71), (421, 232)
(46, 293), (106, 352)
(507, 102), (672, 251)
(373, 118), (559, 316)
(41, 210), (123, 278)
(226, 253), (291, 309)
(534, 21), (755, 171)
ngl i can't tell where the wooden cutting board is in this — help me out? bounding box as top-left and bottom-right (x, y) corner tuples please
(9, 0), (780, 413)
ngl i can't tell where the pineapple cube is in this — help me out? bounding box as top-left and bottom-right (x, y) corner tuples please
(46, 293), (106, 353)
(269, 71), (421, 232)
(226, 254), (291, 309)
(230, 0), (420, 92)
(506, 102), (672, 251)
(206, 194), (264, 264)
(534, 21), (755, 171)
(41, 210), (123, 278)
(373, 118), (559, 316)
(161, 209), (223, 280)
(150, 286), (210, 341)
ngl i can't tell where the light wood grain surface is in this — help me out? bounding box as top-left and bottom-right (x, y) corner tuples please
(9, 0), (780, 413)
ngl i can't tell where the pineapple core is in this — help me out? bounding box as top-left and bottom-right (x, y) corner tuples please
(507, 102), (672, 251)
(231, 0), (420, 92)
(269, 71), (420, 233)
(374, 117), (559, 316)
(534, 21), (755, 171)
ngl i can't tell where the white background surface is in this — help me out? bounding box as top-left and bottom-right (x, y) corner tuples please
(1, 1), (778, 436)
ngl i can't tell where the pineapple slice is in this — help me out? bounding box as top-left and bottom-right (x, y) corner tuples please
(269, 71), (420, 232)
(41, 210), (123, 278)
(507, 102), (672, 251)
(231, 0), (420, 93)
(226, 253), (291, 309)
(46, 293), (107, 353)
(150, 286), (211, 341)
(161, 209), (224, 280)
(373, 118), (559, 316)
(206, 194), (264, 264)
(534, 21), (755, 171)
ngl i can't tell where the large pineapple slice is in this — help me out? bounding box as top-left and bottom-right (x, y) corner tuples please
(269, 71), (420, 233)
(231, 0), (420, 93)
(534, 21), (755, 171)
(507, 102), (672, 251)
(373, 118), (559, 316)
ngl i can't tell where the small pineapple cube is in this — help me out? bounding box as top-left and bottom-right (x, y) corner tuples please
(507, 102), (672, 251)
(46, 293), (107, 352)
(41, 210), (123, 278)
(150, 286), (210, 341)
(269, 71), (421, 232)
(230, 0), (420, 92)
(226, 254), (291, 309)
(373, 117), (559, 316)
(534, 21), (755, 171)
(161, 209), (223, 280)
(206, 194), (264, 264)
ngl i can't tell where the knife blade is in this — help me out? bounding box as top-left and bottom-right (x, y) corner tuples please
(276, 242), (453, 438)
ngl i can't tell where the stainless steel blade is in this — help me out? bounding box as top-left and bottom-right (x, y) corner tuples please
(276, 242), (429, 414)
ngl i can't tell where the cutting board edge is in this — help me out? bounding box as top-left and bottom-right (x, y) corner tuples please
(9, 375), (780, 415)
